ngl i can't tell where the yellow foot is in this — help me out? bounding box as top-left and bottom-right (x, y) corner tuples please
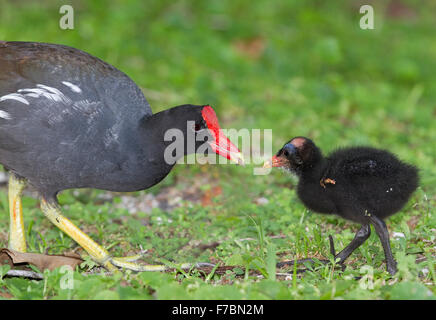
(104, 256), (215, 272)
(105, 250), (167, 272)
(39, 197), (216, 273)
(8, 174), (28, 252)
(108, 257), (167, 272)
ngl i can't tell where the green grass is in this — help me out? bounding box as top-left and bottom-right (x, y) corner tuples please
(0, 0), (435, 299)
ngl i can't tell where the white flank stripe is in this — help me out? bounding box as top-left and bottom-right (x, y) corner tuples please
(19, 87), (58, 102)
(36, 84), (65, 102)
(36, 84), (62, 95)
(2, 83), (89, 117)
(0, 93), (29, 105)
(24, 93), (40, 98)
(18, 88), (48, 95)
(17, 84), (71, 104)
(62, 81), (82, 93)
(0, 110), (11, 119)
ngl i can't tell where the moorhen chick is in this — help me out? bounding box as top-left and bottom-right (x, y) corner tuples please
(264, 136), (418, 274)
(0, 41), (244, 272)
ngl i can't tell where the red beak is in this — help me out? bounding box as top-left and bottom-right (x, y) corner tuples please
(208, 129), (244, 165)
(201, 105), (244, 165)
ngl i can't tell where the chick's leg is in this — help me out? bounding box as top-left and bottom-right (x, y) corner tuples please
(8, 174), (27, 252)
(40, 198), (168, 272)
(368, 215), (397, 275)
(335, 224), (371, 264)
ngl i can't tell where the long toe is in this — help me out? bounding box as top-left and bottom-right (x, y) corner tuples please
(194, 262), (216, 268)
(109, 257), (167, 272)
(109, 258), (215, 272)
(111, 252), (147, 263)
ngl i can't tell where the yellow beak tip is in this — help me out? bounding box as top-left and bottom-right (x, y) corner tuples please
(230, 152), (245, 166)
(263, 160), (272, 168)
(237, 154), (245, 166)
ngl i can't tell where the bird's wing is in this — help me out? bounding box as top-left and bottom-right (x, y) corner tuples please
(325, 147), (397, 180)
(0, 41), (152, 127)
(343, 158), (379, 175)
(335, 156), (394, 180)
(0, 42), (153, 158)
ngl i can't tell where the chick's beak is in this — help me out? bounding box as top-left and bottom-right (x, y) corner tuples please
(263, 155), (287, 168)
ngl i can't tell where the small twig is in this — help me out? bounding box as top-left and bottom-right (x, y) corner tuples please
(275, 235), (340, 273)
(5, 269), (44, 280)
(276, 258), (330, 268)
(237, 235), (287, 242)
(416, 255), (436, 263)
(255, 272), (295, 280)
(276, 272), (294, 278)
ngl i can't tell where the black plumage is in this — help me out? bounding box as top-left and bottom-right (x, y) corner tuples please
(0, 41), (242, 199)
(0, 41), (243, 271)
(265, 136), (419, 274)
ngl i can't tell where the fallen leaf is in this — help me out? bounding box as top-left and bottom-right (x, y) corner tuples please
(0, 291), (13, 299)
(0, 248), (83, 271)
(201, 186), (222, 206)
(386, 0), (416, 19)
(233, 37), (266, 59)
(406, 215), (420, 232)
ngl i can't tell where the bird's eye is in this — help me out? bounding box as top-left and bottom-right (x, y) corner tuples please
(283, 150), (289, 157)
(193, 121), (206, 132)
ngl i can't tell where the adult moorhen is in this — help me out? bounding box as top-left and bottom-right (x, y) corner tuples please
(264, 136), (418, 274)
(0, 41), (244, 272)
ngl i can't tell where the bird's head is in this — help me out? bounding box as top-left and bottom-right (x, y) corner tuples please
(150, 104), (244, 165)
(263, 136), (321, 174)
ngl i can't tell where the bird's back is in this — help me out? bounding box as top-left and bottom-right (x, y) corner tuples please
(325, 146), (418, 222)
(0, 41), (152, 115)
(0, 42), (153, 196)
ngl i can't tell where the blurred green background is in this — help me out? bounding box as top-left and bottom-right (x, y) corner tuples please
(0, 0), (434, 299)
(1, 0), (435, 186)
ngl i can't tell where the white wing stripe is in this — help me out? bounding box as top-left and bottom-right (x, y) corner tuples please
(0, 110), (12, 119)
(0, 93), (30, 105)
(17, 84), (71, 104)
(62, 81), (82, 93)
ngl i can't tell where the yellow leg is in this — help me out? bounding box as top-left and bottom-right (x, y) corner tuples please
(40, 198), (169, 272)
(8, 174), (27, 252)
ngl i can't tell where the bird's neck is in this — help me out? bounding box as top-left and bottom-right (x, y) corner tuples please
(139, 107), (199, 163)
(114, 110), (193, 192)
(296, 157), (337, 214)
(299, 157), (328, 182)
